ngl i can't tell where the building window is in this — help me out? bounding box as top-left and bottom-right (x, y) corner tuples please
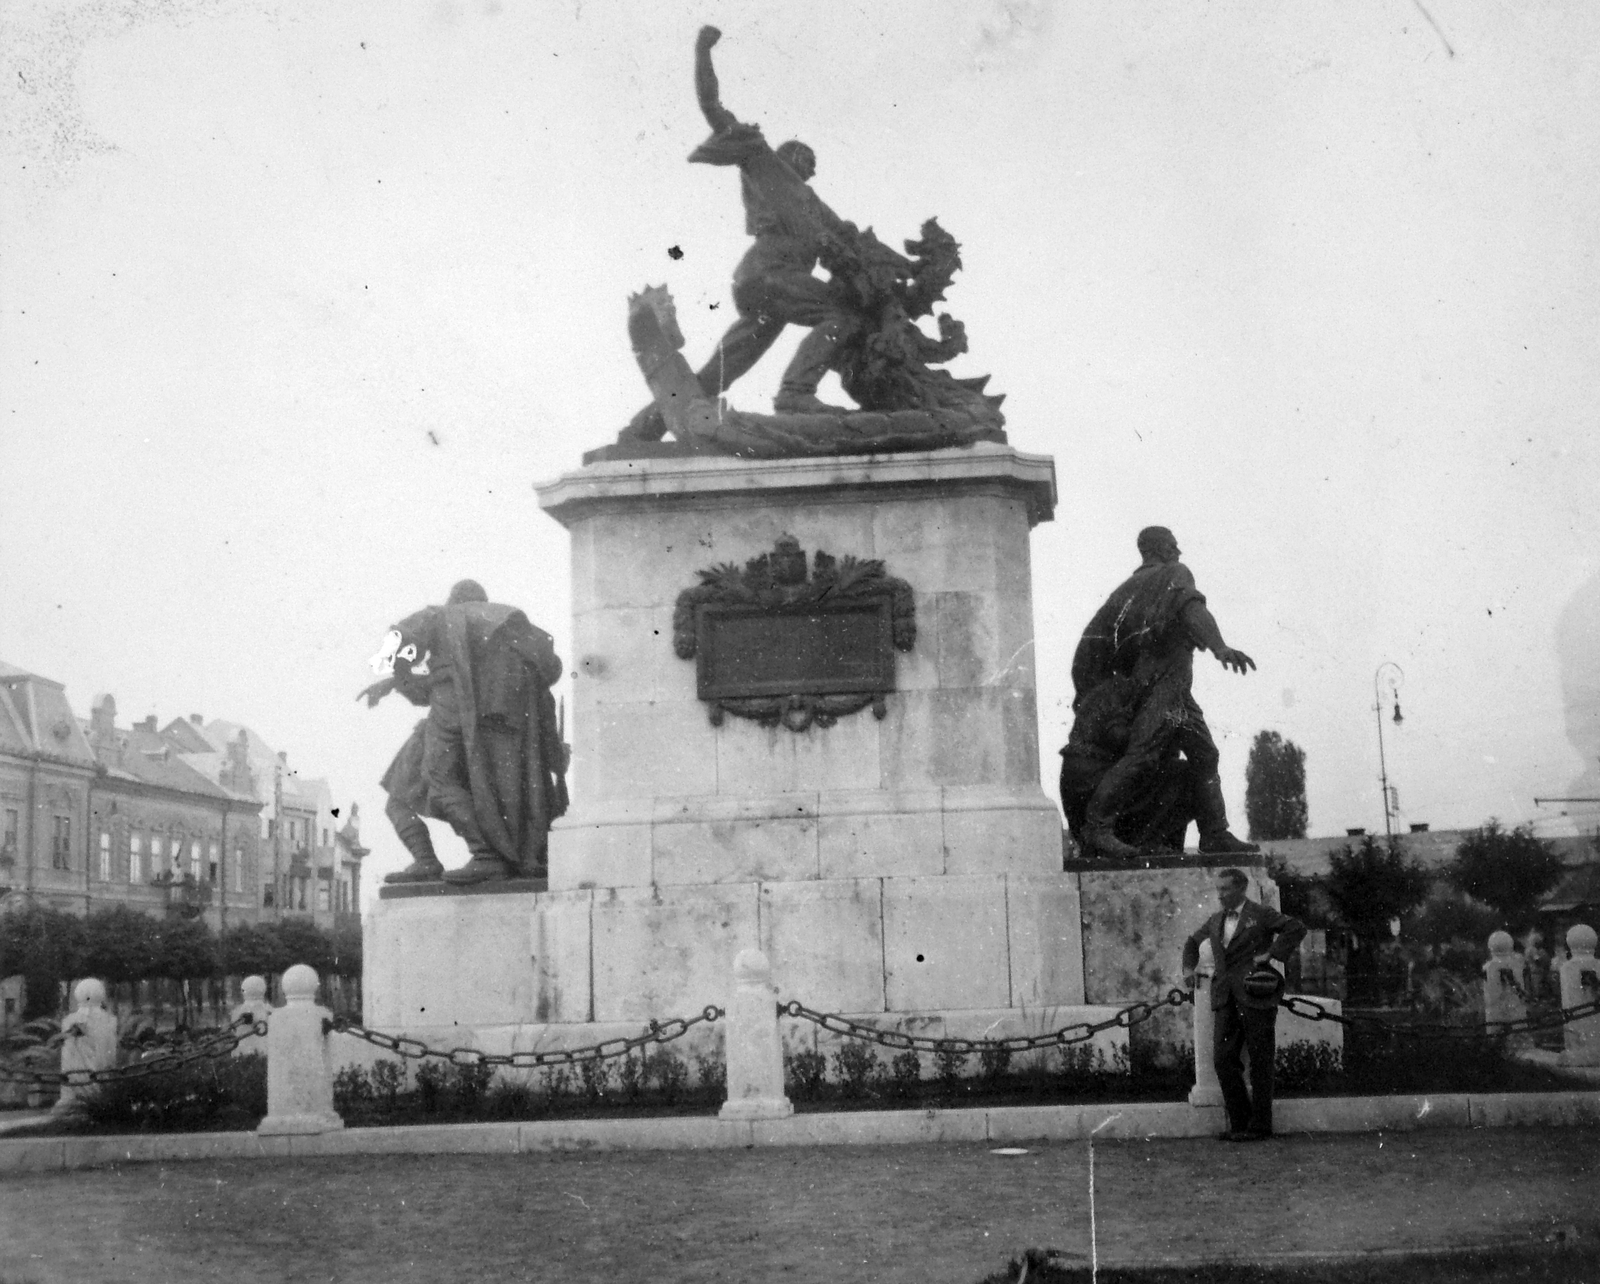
(208, 840), (219, 885)
(129, 833), (143, 883)
(51, 816), (71, 870)
(317, 881), (330, 913)
(233, 846), (244, 894)
(262, 880), (275, 909)
(2, 809), (18, 861)
(99, 831), (111, 882)
(322, 827), (330, 848)
(189, 840), (201, 881)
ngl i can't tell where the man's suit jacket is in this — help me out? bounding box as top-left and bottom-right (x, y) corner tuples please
(1181, 899), (1307, 1011)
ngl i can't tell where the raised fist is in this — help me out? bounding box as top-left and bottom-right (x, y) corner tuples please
(697, 25), (722, 50)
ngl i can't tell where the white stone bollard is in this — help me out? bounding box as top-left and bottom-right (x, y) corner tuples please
(229, 976), (273, 1056)
(1559, 924), (1600, 1067)
(53, 979), (120, 1116)
(257, 964), (344, 1136)
(1483, 931), (1527, 1034)
(1188, 939), (1223, 1108)
(719, 949), (794, 1121)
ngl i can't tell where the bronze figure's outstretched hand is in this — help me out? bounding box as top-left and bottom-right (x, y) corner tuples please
(357, 678), (394, 708)
(1215, 647), (1256, 675)
(697, 24), (721, 50)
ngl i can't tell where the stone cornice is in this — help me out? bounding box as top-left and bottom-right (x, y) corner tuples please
(536, 442), (1058, 529)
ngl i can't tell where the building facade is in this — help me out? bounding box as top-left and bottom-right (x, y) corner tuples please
(0, 661), (363, 931)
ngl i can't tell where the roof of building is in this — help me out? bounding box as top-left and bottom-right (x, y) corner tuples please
(0, 663), (98, 766)
(86, 718), (237, 801)
(1261, 829), (1595, 878)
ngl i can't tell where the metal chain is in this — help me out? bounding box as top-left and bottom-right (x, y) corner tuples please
(0, 1013), (268, 1089)
(328, 1006), (724, 1070)
(1280, 993), (1600, 1041)
(776, 990), (1193, 1056)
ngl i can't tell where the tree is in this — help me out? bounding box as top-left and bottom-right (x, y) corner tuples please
(1445, 819), (1566, 933)
(1323, 835), (1433, 1001)
(0, 905), (87, 1019)
(1244, 730), (1308, 841)
(148, 916), (218, 982)
(270, 918), (335, 976)
(1324, 835), (1432, 939)
(79, 905), (159, 984)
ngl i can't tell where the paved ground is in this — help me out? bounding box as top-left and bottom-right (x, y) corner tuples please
(0, 1126), (1594, 1283)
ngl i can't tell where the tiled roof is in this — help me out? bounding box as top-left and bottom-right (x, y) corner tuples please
(91, 722), (234, 801)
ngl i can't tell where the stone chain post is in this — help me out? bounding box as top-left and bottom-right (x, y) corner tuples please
(229, 975), (273, 1057)
(257, 964), (345, 1137)
(1559, 924), (1600, 1068)
(719, 949), (793, 1121)
(1188, 939), (1223, 1109)
(1482, 930), (1528, 1039)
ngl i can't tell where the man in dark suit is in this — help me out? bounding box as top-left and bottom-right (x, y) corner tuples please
(1181, 867), (1306, 1141)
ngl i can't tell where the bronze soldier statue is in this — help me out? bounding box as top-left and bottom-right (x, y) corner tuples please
(361, 580), (568, 885)
(1065, 528), (1259, 862)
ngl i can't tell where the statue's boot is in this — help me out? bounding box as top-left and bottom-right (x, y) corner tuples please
(1081, 826), (1144, 862)
(442, 849), (515, 885)
(384, 817), (445, 884)
(1195, 775), (1260, 855)
(619, 403), (669, 443)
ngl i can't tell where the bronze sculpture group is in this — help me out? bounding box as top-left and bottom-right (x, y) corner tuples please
(363, 580), (567, 885)
(619, 26), (1005, 458)
(1061, 527), (1260, 863)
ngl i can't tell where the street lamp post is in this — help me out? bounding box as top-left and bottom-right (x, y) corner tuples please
(1374, 662), (1404, 844)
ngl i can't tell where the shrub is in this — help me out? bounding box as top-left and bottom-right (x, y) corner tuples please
(647, 1049), (690, 1104)
(889, 1049), (921, 1098)
(1274, 1039), (1342, 1092)
(415, 1061), (448, 1112)
(934, 1043), (967, 1091)
(694, 1051), (726, 1098)
(454, 1060), (494, 1112)
(578, 1056), (609, 1102)
(616, 1051), (645, 1101)
(831, 1041), (879, 1098)
(784, 1048), (827, 1100)
(485, 1078), (535, 1119)
(81, 1052), (267, 1132)
(978, 1044), (1012, 1082)
(332, 1065), (374, 1114)
(370, 1059), (404, 1111)
(540, 1065), (571, 1101)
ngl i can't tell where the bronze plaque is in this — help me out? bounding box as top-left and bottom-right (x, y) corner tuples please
(695, 599), (895, 701)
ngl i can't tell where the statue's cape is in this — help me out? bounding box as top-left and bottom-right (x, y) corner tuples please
(1070, 562), (1205, 706)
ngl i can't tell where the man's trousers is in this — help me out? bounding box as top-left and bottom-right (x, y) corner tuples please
(1213, 996), (1277, 1135)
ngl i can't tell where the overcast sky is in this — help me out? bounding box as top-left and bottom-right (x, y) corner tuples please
(4, 0), (1598, 898)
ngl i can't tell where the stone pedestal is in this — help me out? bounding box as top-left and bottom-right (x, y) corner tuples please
(1559, 925), (1600, 1067)
(365, 445), (1100, 1052)
(1077, 859), (1281, 1059)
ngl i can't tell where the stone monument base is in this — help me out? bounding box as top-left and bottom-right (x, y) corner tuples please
(365, 870), (1115, 1076)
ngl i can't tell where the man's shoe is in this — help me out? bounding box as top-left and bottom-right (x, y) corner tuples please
(1217, 1130), (1249, 1142)
(1198, 831), (1261, 855)
(772, 390), (848, 415)
(1237, 1129), (1272, 1142)
(384, 859), (445, 885)
(441, 856), (513, 885)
